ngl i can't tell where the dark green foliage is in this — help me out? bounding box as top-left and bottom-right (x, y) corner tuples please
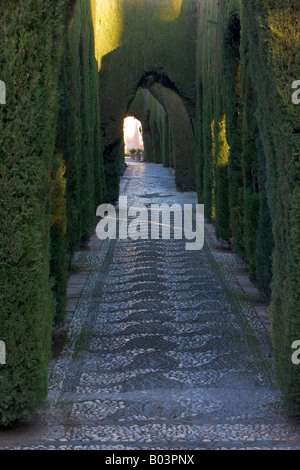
(195, 81), (204, 204)
(0, 0), (105, 425)
(255, 138), (274, 298)
(103, 140), (121, 204)
(196, 0), (274, 284)
(196, 0), (219, 220)
(56, 25), (82, 253)
(240, 40), (260, 279)
(0, 0), (72, 426)
(57, 0), (106, 246)
(146, 92), (170, 166)
(242, 188), (260, 279)
(196, 0), (300, 410)
(162, 113), (171, 168)
(50, 154), (68, 325)
(195, 0), (300, 411)
(222, 8), (244, 252)
(241, 0), (300, 410)
(214, 116), (231, 241)
(150, 97), (163, 164)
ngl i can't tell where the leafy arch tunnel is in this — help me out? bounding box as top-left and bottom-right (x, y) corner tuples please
(0, 0), (300, 426)
(101, 66), (197, 198)
(97, 0), (198, 201)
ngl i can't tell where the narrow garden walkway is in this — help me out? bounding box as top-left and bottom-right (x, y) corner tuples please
(1, 160), (300, 450)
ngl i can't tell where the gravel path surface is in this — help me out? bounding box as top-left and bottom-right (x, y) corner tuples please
(1, 160), (300, 450)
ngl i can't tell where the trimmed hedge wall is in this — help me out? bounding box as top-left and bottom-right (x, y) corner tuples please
(97, 0), (197, 196)
(54, 0), (106, 321)
(56, 0), (105, 254)
(0, 0), (73, 426)
(241, 0), (300, 411)
(0, 0), (105, 425)
(196, 0), (300, 410)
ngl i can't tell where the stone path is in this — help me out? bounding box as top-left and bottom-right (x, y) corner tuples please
(1, 160), (300, 450)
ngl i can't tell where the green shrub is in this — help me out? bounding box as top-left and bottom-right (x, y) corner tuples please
(0, 0), (106, 425)
(241, 0), (300, 409)
(50, 154), (67, 326)
(57, 0), (105, 249)
(0, 0), (71, 426)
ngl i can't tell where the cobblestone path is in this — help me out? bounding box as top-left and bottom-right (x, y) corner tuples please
(2, 160), (300, 450)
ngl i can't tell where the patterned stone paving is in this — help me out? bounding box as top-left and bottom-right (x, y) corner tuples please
(2, 160), (300, 450)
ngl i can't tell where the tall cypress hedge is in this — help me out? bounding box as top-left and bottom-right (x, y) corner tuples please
(241, 0), (300, 410)
(0, 0), (105, 425)
(196, 0), (274, 290)
(222, 7), (244, 253)
(56, 0), (105, 255)
(196, 0), (300, 410)
(0, 0), (73, 426)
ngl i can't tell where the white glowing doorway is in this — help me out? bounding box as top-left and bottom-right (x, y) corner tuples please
(124, 117), (144, 154)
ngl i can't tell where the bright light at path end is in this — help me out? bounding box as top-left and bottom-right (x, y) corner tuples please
(124, 117), (144, 153)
